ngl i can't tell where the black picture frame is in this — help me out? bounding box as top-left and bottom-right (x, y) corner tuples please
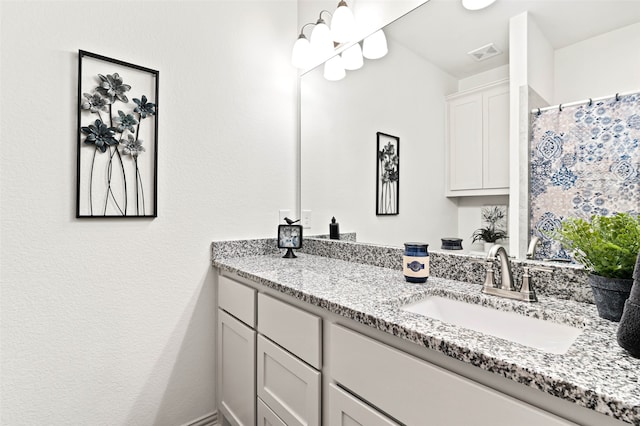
(76, 50), (159, 218)
(376, 132), (400, 215)
(277, 225), (303, 249)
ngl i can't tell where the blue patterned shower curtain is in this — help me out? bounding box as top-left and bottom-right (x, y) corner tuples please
(529, 92), (640, 260)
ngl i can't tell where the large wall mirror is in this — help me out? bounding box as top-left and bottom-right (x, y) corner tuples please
(299, 0), (640, 258)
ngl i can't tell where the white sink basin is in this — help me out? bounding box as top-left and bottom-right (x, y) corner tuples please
(400, 296), (582, 354)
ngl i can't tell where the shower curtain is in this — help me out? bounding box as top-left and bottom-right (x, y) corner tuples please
(529, 92), (640, 260)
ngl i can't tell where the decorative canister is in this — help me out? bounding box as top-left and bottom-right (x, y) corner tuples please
(441, 237), (463, 250)
(403, 242), (429, 283)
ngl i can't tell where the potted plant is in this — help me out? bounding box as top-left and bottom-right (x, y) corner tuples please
(471, 206), (508, 251)
(551, 212), (640, 321)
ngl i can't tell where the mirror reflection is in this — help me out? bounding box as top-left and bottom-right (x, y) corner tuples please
(300, 0), (640, 257)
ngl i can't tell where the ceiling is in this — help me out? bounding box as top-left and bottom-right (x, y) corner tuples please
(386, 0), (640, 79)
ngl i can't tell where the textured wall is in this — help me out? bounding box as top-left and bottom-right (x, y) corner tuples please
(0, 1), (297, 425)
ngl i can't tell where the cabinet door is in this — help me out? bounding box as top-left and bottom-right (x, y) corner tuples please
(483, 84), (510, 189)
(329, 384), (399, 426)
(257, 335), (321, 426)
(257, 398), (286, 426)
(218, 309), (256, 426)
(447, 92), (483, 191)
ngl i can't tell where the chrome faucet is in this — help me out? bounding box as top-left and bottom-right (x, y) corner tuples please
(482, 244), (538, 302)
(526, 235), (541, 259)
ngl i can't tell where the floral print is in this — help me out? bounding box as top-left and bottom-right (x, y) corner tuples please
(530, 93), (640, 260)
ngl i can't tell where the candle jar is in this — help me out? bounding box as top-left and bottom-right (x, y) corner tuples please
(403, 242), (429, 283)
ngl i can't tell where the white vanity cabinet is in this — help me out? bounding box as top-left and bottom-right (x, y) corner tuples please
(215, 269), (619, 426)
(446, 79), (510, 196)
(217, 274), (323, 426)
(217, 276), (257, 426)
(329, 324), (575, 426)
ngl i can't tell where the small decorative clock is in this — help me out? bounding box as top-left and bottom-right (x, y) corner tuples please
(278, 224), (303, 258)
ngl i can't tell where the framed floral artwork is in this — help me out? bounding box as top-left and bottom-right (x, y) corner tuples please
(76, 50), (158, 218)
(376, 132), (400, 215)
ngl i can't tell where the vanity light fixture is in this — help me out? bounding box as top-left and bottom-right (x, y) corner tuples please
(292, 2), (356, 70)
(292, 2), (386, 80)
(331, 0), (356, 43)
(341, 42), (364, 70)
(291, 23), (315, 69)
(324, 54), (346, 81)
(362, 29), (388, 60)
(310, 11), (335, 61)
(462, 0), (497, 11)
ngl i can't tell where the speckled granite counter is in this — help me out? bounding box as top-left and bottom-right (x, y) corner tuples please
(212, 238), (640, 424)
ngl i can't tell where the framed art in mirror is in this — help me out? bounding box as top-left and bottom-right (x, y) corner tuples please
(376, 132), (399, 215)
(76, 50), (159, 218)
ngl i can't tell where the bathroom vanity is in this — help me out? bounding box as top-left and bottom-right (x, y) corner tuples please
(212, 238), (640, 426)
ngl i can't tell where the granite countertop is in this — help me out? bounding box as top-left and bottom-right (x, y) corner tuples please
(212, 250), (640, 424)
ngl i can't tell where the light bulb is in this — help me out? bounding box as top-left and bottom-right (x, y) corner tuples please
(310, 19), (334, 61)
(324, 55), (346, 81)
(291, 35), (311, 69)
(341, 43), (363, 70)
(462, 0), (497, 11)
(362, 29), (388, 60)
(331, 0), (356, 43)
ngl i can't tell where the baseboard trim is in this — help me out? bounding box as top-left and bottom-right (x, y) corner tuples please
(183, 411), (218, 426)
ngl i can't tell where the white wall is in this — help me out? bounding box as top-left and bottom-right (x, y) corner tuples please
(301, 38), (458, 247)
(526, 15), (554, 105)
(457, 65), (509, 92)
(554, 22), (640, 104)
(0, 1), (297, 425)
(508, 12), (530, 258)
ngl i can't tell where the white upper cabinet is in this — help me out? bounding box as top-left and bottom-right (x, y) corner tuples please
(446, 80), (510, 196)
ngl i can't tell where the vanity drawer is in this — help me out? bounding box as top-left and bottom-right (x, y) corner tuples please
(329, 383), (400, 426)
(257, 335), (321, 426)
(329, 324), (576, 426)
(257, 397), (286, 426)
(219, 275), (256, 327)
(257, 293), (322, 368)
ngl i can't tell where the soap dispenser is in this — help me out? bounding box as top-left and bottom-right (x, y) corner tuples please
(330, 217), (340, 240)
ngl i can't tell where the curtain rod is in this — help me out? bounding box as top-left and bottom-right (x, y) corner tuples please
(531, 89), (640, 115)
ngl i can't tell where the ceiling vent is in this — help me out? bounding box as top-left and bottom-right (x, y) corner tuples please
(467, 43), (502, 61)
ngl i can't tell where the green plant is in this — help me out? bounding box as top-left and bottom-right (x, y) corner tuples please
(471, 226), (508, 244)
(472, 206), (508, 243)
(551, 213), (640, 279)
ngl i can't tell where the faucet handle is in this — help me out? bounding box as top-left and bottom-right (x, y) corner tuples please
(483, 260), (495, 289)
(519, 267), (538, 302)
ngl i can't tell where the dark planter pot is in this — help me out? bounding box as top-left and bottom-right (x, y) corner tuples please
(589, 274), (633, 322)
